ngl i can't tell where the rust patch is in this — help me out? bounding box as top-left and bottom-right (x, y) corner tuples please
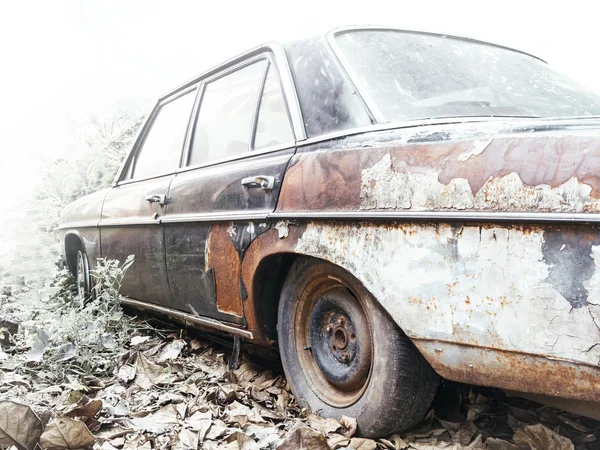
(207, 223), (243, 317)
(415, 340), (600, 403)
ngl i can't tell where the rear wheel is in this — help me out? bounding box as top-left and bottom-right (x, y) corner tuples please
(278, 257), (439, 437)
(75, 249), (91, 300)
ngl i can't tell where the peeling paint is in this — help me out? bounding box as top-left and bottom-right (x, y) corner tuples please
(294, 221), (600, 367)
(361, 154), (599, 212)
(275, 220), (290, 239)
(457, 138), (493, 161)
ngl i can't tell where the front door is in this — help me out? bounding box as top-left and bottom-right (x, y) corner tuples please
(163, 56), (297, 323)
(100, 88), (197, 306)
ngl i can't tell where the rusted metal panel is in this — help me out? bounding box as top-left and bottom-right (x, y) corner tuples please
(278, 125), (600, 213)
(207, 222), (244, 317)
(414, 340), (600, 403)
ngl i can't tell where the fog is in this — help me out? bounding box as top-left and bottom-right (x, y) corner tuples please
(2, 0), (600, 212)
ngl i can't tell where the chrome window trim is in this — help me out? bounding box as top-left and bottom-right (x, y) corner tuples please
(325, 26), (548, 125)
(250, 61), (271, 150)
(176, 142), (293, 175)
(295, 116), (530, 148)
(269, 211), (600, 224)
(115, 170), (176, 186)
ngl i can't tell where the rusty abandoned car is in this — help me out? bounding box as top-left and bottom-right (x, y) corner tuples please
(58, 27), (600, 436)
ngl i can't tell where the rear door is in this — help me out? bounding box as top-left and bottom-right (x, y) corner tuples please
(100, 87), (197, 305)
(163, 54), (297, 323)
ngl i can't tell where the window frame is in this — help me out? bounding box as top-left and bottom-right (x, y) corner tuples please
(114, 85), (199, 186)
(113, 43), (304, 185)
(180, 52), (296, 173)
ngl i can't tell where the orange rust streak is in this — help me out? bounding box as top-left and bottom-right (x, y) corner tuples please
(206, 223), (243, 317)
(241, 227), (301, 345)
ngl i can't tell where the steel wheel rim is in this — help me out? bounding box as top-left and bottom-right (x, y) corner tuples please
(294, 274), (373, 407)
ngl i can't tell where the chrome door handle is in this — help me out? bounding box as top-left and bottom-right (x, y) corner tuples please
(241, 175), (275, 190)
(145, 194), (167, 205)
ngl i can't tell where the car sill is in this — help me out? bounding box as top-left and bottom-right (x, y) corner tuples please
(121, 297), (253, 339)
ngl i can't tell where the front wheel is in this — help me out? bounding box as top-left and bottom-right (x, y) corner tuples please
(277, 257), (439, 438)
(75, 249), (91, 301)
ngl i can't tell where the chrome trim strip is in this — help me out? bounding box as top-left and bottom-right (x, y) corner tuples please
(269, 211), (600, 224)
(327, 25), (546, 63)
(57, 221), (100, 230)
(162, 211), (270, 224)
(296, 116), (600, 148)
(121, 297), (253, 339)
(99, 218), (161, 227)
(176, 143), (293, 174)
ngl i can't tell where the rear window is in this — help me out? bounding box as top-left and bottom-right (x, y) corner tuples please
(334, 30), (600, 123)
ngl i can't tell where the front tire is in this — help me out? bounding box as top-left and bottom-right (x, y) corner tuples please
(75, 249), (91, 301)
(277, 257), (439, 438)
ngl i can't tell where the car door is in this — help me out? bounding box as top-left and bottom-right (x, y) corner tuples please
(100, 87), (197, 305)
(162, 54), (297, 324)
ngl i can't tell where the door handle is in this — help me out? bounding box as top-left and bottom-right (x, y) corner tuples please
(145, 194), (167, 205)
(241, 175), (275, 190)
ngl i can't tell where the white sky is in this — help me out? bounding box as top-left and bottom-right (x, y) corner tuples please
(2, 0), (600, 211)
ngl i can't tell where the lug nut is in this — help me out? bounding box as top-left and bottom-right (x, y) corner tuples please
(338, 316), (345, 325)
(342, 352), (350, 361)
(326, 325), (333, 333)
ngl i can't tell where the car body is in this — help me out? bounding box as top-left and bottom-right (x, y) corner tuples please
(59, 26), (600, 434)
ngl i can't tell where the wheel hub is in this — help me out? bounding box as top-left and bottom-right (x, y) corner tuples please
(308, 287), (371, 392)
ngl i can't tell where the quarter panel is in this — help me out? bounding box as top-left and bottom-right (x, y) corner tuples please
(242, 219), (600, 402)
(277, 121), (600, 214)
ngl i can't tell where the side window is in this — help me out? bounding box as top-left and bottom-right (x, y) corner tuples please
(253, 65), (294, 150)
(131, 90), (196, 180)
(188, 60), (267, 166)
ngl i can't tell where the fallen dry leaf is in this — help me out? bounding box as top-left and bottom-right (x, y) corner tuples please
(131, 404), (179, 434)
(340, 415), (357, 438)
(64, 398), (102, 420)
(175, 428), (198, 450)
(348, 437), (378, 449)
(484, 438), (521, 450)
(513, 423), (574, 450)
(25, 328), (49, 362)
(307, 414), (342, 435)
(132, 352), (172, 389)
(158, 339), (186, 361)
(40, 416), (95, 450)
(277, 427), (330, 450)
(0, 401), (43, 450)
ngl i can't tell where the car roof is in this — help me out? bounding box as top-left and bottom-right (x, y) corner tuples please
(159, 25), (545, 102)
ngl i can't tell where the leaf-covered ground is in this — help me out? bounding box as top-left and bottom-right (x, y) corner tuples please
(0, 268), (598, 450)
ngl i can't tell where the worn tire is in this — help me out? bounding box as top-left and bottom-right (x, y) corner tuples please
(75, 249), (92, 301)
(277, 257), (439, 438)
